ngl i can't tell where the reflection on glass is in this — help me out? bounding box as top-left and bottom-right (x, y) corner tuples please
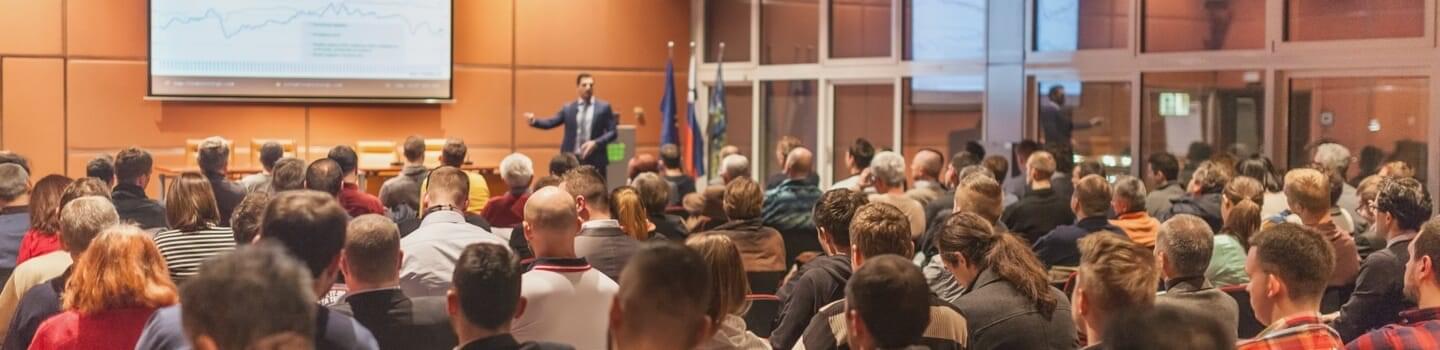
(762, 0), (820, 64)
(1036, 80), (1133, 176)
(1286, 0), (1425, 42)
(706, 0), (753, 62)
(1287, 77), (1429, 182)
(834, 84), (895, 181)
(763, 80), (819, 178)
(905, 0), (985, 60)
(1143, 0), (1266, 52)
(1036, 0), (1130, 51)
(832, 0), (893, 58)
(904, 76), (983, 174)
(1141, 71), (1265, 183)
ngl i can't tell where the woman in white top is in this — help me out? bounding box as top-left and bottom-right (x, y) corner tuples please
(686, 234), (768, 350)
(154, 173), (237, 284)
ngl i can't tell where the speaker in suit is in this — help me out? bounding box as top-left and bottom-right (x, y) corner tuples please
(526, 74), (619, 175)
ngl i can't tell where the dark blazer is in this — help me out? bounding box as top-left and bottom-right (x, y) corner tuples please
(529, 98), (619, 169)
(1155, 193), (1225, 233)
(955, 268), (1076, 350)
(1332, 234), (1417, 342)
(573, 225), (639, 281)
(205, 175), (247, 225)
(112, 184), (167, 230)
(330, 288), (457, 350)
(1034, 216), (1126, 268)
(1001, 188), (1076, 244)
(1156, 277), (1239, 342)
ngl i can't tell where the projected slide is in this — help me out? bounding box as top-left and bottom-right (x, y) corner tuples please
(150, 0), (452, 100)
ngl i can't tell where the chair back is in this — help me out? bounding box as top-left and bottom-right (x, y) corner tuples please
(746, 270), (786, 295)
(423, 138), (447, 168)
(1221, 284), (1265, 339)
(249, 139), (297, 168)
(744, 294), (782, 338)
(356, 141), (398, 170)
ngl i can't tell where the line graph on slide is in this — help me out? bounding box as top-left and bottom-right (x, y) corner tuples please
(154, 2), (448, 40)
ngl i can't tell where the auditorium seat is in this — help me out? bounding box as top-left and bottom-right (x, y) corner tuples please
(1221, 284), (1265, 339)
(744, 294), (781, 338)
(747, 270), (786, 295)
(356, 140), (398, 169)
(249, 139), (296, 166)
(423, 138), (447, 167)
(778, 227), (823, 270)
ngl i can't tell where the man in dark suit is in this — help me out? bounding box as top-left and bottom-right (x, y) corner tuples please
(197, 137), (247, 224)
(1329, 177), (1428, 341)
(331, 214), (457, 350)
(526, 73), (619, 175)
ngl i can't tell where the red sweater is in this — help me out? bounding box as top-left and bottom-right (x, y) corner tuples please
(17, 229), (62, 266)
(481, 192), (529, 228)
(30, 308), (158, 350)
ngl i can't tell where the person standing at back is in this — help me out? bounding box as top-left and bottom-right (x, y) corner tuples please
(112, 148), (167, 230)
(381, 136), (431, 222)
(196, 137), (246, 225)
(1001, 151), (1075, 243)
(525, 73), (620, 176)
(511, 187), (618, 349)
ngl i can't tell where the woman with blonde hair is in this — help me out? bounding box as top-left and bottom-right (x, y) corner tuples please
(609, 186), (657, 241)
(30, 225), (178, 350)
(154, 173), (236, 283)
(685, 234), (767, 350)
(16, 175), (72, 265)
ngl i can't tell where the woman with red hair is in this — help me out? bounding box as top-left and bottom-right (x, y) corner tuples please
(29, 225), (178, 350)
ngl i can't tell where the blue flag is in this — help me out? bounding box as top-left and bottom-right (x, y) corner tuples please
(708, 59), (726, 178)
(659, 57), (678, 146)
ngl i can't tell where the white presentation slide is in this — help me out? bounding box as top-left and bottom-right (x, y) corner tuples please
(149, 0), (452, 100)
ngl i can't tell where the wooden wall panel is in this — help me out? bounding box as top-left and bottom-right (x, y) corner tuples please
(515, 0), (690, 69)
(307, 105), (444, 159)
(2, 58), (67, 177)
(66, 0), (147, 59)
(455, 0), (513, 65)
(442, 67), (514, 148)
(0, 0), (63, 56)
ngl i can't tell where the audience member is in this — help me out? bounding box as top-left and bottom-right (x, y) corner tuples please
(1002, 151), (1076, 243)
(907, 148), (946, 206)
(770, 189), (867, 350)
(609, 243), (714, 350)
(328, 145), (385, 217)
(333, 215), (456, 349)
(239, 141), (285, 193)
(627, 153), (660, 180)
(1157, 160), (1231, 232)
(935, 212), (1075, 349)
(1074, 160), (1105, 180)
(155, 173), (236, 284)
(8, 175), (68, 271)
(1281, 168), (1362, 234)
(845, 255), (940, 350)
(1072, 233), (1158, 349)
(1145, 152), (1184, 216)
(19, 178), (108, 265)
(1355, 175), (1388, 258)
(181, 242), (317, 350)
(609, 186), (655, 241)
(865, 151), (925, 239)
(1179, 142), (1213, 185)
(511, 187), (617, 349)
(700, 177), (786, 273)
(1238, 157), (1289, 220)
(832, 138), (875, 191)
(85, 154), (115, 187)
(433, 139), (491, 213)
(980, 155), (1016, 207)
(0, 152), (30, 174)
(766, 136), (817, 189)
(923, 152), (977, 231)
(380, 136), (430, 223)
(482, 153), (534, 228)
(796, 203), (968, 349)
(0, 163), (28, 276)
(532, 175), (561, 192)
(135, 190), (380, 350)
(1314, 142), (1361, 215)
(1154, 215), (1239, 340)
(1280, 168), (1361, 286)
(632, 172), (687, 241)
(1238, 223), (1343, 350)
(1103, 304), (1237, 350)
(112, 148), (166, 230)
(691, 186), (728, 232)
(29, 225), (177, 350)
(2, 197), (117, 348)
(686, 235), (768, 350)
(548, 153), (580, 178)
(720, 154), (750, 184)
(229, 191), (270, 244)
(196, 136), (247, 224)
(269, 157), (307, 193)
(659, 144), (696, 207)
(1331, 177), (1430, 341)
(449, 243), (573, 350)
(763, 146), (822, 262)
(563, 166), (639, 280)
(1345, 219), (1440, 350)
(1035, 175), (1126, 274)
(400, 167), (507, 297)
(1213, 176), (1263, 287)
(1045, 143), (1077, 201)
(305, 158), (344, 197)
(920, 174), (1007, 303)
(1110, 175), (1160, 248)
(1377, 160), (1415, 179)
(1001, 140), (1040, 200)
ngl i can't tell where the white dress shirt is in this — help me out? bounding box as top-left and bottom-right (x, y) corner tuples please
(398, 210), (508, 297)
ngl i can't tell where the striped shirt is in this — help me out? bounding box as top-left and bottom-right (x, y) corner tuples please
(154, 226), (236, 284)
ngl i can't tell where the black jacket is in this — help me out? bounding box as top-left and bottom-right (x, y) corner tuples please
(1001, 188), (1076, 244)
(955, 268), (1076, 350)
(112, 184), (166, 230)
(1332, 234), (1417, 342)
(1034, 216), (1126, 268)
(206, 175), (247, 225)
(330, 288), (457, 350)
(1156, 193), (1224, 233)
(649, 213), (689, 241)
(770, 254), (851, 350)
(458, 334), (573, 350)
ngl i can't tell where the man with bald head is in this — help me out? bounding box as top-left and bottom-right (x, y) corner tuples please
(906, 149), (947, 207)
(511, 187), (618, 349)
(764, 146), (823, 264)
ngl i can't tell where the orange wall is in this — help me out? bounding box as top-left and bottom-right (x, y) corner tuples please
(0, 0), (692, 196)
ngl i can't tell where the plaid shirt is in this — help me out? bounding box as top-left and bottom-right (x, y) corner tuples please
(761, 178), (822, 233)
(1346, 308), (1440, 350)
(1238, 314), (1344, 350)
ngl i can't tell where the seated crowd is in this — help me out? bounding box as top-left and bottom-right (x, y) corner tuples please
(0, 135), (1436, 350)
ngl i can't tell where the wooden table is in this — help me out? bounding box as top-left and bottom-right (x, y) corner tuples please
(156, 164), (503, 198)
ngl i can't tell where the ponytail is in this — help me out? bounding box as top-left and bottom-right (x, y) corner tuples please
(1224, 198), (1261, 250)
(936, 213), (1058, 318)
